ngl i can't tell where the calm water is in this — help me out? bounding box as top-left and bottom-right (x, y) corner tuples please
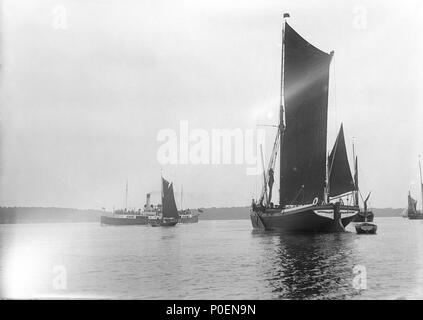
(1, 217), (423, 299)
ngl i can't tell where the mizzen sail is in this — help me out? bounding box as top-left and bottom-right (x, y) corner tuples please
(408, 192), (418, 214)
(280, 23), (333, 205)
(162, 178), (179, 219)
(328, 124), (355, 197)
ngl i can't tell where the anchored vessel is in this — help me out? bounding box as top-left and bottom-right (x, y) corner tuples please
(354, 190), (377, 234)
(351, 140), (374, 223)
(250, 14), (360, 232)
(407, 157), (423, 220)
(353, 191), (374, 222)
(149, 177), (179, 227)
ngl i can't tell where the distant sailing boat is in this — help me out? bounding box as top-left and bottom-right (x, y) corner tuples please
(149, 176), (179, 227)
(407, 156), (423, 220)
(354, 191), (377, 234)
(250, 14), (359, 232)
(352, 147), (374, 222)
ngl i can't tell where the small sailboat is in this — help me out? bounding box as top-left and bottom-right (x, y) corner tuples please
(355, 192), (377, 234)
(250, 14), (359, 232)
(149, 176), (179, 227)
(407, 156), (423, 219)
(352, 153), (374, 222)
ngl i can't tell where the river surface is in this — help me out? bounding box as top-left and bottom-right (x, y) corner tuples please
(1, 217), (423, 299)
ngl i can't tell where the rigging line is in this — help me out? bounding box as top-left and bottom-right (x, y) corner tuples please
(278, 14), (287, 206)
(260, 144), (268, 204)
(125, 180), (129, 210)
(358, 190), (372, 208)
(259, 128), (280, 203)
(290, 186), (304, 205)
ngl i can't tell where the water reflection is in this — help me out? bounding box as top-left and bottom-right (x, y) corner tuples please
(253, 231), (360, 299)
(2, 219), (420, 299)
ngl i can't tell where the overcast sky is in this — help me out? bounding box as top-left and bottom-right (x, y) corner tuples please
(1, 0), (422, 210)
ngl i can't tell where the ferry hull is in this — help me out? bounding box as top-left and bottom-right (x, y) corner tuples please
(250, 204), (358, 233)
(100, 215), (148, 225)
(178, 215), (199, 223)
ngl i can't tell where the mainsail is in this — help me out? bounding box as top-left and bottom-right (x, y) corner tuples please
(408, 192), (418, 214)
(328, 124), (355, 197)
(280, 23), (333, 205)
(162, 178), (179, 219)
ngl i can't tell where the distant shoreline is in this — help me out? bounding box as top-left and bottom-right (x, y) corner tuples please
(0, 206), (405, 224)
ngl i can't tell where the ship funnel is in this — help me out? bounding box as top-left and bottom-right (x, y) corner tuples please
(146, 193), (151, 208)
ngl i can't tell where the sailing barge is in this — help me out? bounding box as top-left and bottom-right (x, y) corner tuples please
(250, 14), (360, 232)
(406, 157), (423, 220)
(149, 177), (179, 227)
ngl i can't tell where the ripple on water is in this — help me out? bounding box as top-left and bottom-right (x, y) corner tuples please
(0, 218), (422, 299)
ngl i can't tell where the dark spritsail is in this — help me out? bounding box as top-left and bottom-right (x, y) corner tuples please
(162, 178), (179, 219)
(408, 192), (418, 214)
(328, 124), (355, 197)
(280, 23), (333, 205)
